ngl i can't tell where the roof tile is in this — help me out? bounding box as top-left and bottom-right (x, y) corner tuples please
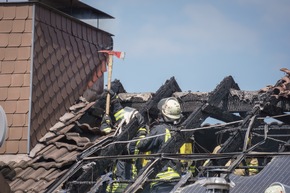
(66, 18), (72, 34)
(0, 7), (3, 19)
(6, 114), (12, 127)
(8, 87), (20, 100)
(50, 11), (56, 28)
(14, 60), (30, 74)
(0, 141), (6, 154)
(19, 87), (30, 100)
(6, 140), (19, 154)
(8, 127), (23, 140)
(18, 47), (31, 60)
(0, 88), (8, 100)
(15, 5), (29, 19)
(21, 33), (32, 47)
(22, 127), (28, 140)
(23, 73), (30, 86)
(3, 6), (16, 19)
(0, 34), (8, 47)
(24, 113), (29, 127)
(2, 101), (17, 113)
(12, 20), (25, 33)
(24, 19), (32, 33)
(0, 20), (13, 33)
(8, 34), (22, 47)
(0, 48), (4, 60)
(12, 114), (26, 127)
(0, 74), (11, 86)
(61, 16), (67, 31)
(18, 140), (27, 153)
(11, 74), (24, 87)
(1, 61), (14, 73)
(16, 100), (29, 113)
(4, 47), (17, 61)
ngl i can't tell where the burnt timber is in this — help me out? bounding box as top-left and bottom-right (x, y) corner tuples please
(48, 69), (290, 193)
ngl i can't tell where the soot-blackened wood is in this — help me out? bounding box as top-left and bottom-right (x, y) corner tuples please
(124, 76), (237, 193)
(204, 79), (286, 173)
(70, 77), (181, 192)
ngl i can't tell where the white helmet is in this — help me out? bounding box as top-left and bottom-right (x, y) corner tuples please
(157, 97), (181, 120)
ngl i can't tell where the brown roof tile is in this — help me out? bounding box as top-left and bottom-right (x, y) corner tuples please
(24, 113), (29, 127)
(0, 74), (11, 86)
(0, 34), (8, 47)
(8, 127), (23, 140)
(22, 127), (28, 140)
(3, 6), (15, 19)
(16, 100), (29, 113)
(11, 74), (24, 87)
(14, 60), (30, 73)
(8, 34), (22, 47)
(23, 73), (30, 86)
(7, 87), (20, 100)
(19, 87), (30, 100)
(0, 7), (3, 19)
(15, 5), (30, 20)
(0, 20), (13, 33)
(18, 140), (27, 153)
(21, 33), (32, 47)
(2, 101), (17, 114)
(0, 141), (6, 154)
(5, 114), (12, 127)
(0, 48), (4, 60)
(24, 19), (32, 33)
(18, 47), (31, 60)
(12, 20), (25, 33)
(5, 140), (19, 154)
(4, 47), (17, 61)
(1, 61), (14, 73)
(11, 114), (26, 127)
(0, 88), (8, 100)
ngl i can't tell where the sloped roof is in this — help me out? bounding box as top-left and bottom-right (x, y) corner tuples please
(0, 98), (103, 192)
(0, 69), (290, 192)
(0, 2), (112, 155)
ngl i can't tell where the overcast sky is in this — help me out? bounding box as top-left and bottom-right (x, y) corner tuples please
(83, 0), (290, 93)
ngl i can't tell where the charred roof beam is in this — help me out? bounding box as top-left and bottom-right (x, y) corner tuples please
(124, 76), (239, 193)
(66, 77), (182, 192)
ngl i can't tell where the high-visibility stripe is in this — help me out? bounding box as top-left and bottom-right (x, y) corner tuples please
(165, 128), (171, 142)
(102, 127), (112, 134)
(114, 109), (125, 121)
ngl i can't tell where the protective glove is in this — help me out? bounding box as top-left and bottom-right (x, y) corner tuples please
(105, 89), (117, 99)
(100, 114), (112, 134)
(101, 114), (112, 125)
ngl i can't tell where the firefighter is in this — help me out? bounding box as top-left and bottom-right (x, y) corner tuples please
(137, 97), (187, 193)
(98, 91), (147, 193)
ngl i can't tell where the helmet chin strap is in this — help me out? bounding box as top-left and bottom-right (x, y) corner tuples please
(163, 115), (180, 125)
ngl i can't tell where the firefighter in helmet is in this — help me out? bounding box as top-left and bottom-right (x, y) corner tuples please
(137, 97), (194, 193)
(97, 91), (147, 193)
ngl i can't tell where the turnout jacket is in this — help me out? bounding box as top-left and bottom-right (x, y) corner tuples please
(137, 118), (181, 182)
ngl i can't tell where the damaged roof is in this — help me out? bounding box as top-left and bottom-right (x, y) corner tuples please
(1, 69), (289, 192)
(1, 1), (290, 193)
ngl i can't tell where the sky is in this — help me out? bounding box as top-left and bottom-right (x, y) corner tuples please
(82, 0), (290, 93)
